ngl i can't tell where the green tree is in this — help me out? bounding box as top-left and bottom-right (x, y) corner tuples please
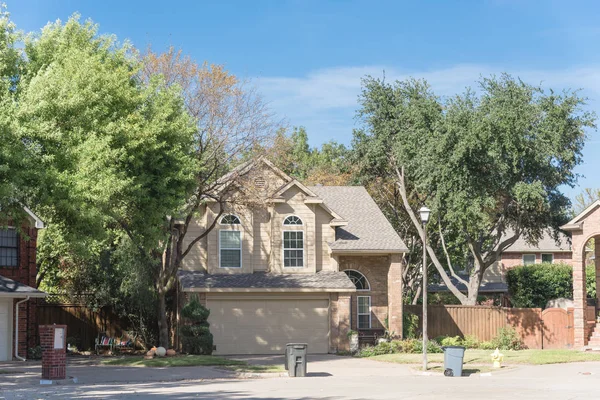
(354, 74), (596, 304)
(16, 16), (196, 348)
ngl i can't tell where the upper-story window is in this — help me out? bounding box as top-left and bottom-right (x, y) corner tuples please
(344, 270), (370, 291)
(0, 228), (18, 267)
(219, 214), (241, 268)
(283, 215), (303, 226)
(220, 214), (241, 225)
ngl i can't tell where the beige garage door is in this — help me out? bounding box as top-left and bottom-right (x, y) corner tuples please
(0, 300), (11, 361)
(207, 297), (329, 355)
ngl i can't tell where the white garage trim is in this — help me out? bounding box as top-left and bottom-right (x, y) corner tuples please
(206, 294), (330, 355)
(0, 299), (14, 362)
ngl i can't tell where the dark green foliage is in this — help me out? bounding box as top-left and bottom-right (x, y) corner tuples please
(180, 296), (213, 355)
(358, 338), (442, 357)
(403, 312), (419, 339)
(506, 263), (573, 308)
(586, 264), (596, 299)
(491, 327), (524, 350)
(28, 346), (42, 360)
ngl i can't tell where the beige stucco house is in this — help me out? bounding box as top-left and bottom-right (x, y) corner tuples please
(177, 157), (407, 354)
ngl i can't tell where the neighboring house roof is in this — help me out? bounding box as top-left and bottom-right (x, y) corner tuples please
(178, 270), (356, 292)
(502, 229), (571, 253)
(0, 275), (47, 298)
(309, 186), (408, 253)
(428, 276), (508, 294)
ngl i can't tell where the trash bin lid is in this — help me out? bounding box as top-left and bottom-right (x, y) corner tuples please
(441, 346), (466, 350)
(286, 343), (308, 347)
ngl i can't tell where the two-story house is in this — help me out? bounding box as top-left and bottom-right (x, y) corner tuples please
(0, 207), (46, 361)
(178, 158), (407, 355)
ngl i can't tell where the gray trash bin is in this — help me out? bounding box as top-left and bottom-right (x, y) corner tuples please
(285, 343), (308, 377)
(442, 346), (465, 377)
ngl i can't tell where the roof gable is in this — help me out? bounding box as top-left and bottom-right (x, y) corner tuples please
(561, 200), (600, 231)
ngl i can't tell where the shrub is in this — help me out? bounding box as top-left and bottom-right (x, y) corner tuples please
(438, 336), (462, 347)
(403, 312), (419, 339)
(506, 263), (573, 308)
(180, 296), (213, 355)
(357, 338), (441, 357)
(28, 345), (42, 360)
(491, 327), (523, 350)
(462, 335), (480, 349)
(479, 341), (496, 350)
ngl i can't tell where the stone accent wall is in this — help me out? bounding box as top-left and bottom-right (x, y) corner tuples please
(2, 226), (38, 356)
(339, 255), (392, 331)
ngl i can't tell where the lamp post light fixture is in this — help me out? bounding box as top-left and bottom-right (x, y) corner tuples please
(418, 206), (431, 371)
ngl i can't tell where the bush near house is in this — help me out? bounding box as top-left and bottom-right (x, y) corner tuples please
(507, 263), (596, 308)
(180, 297), (213, 355)
(359, 327), (523, 357)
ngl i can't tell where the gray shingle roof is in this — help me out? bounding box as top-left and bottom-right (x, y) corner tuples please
(503, 229), (571, 252)
(0, 275), (47, 298)
(178, 270), (356, 291)
(309, 186), (408, 252)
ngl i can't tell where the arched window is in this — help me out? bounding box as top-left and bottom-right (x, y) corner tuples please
(344, 270), (370, 291)
(283, 215), (303, 226)
(220, 214), (241, 225)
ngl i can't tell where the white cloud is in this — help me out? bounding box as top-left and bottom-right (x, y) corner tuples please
(257, 64), (600, 117)
(255, 64), (600, 199)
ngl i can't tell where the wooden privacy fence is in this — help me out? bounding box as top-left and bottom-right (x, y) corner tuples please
(404, 305), (575, 349)
(36, 303), (125, 351)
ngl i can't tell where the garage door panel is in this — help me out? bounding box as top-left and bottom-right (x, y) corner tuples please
(208, 298), (329, 355)
(0, 300), (11, 361)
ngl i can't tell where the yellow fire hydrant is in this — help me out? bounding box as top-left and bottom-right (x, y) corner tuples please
(491, 348), (504, 368)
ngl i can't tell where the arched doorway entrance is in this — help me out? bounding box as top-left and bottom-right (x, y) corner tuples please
(561, 201), (600, 348)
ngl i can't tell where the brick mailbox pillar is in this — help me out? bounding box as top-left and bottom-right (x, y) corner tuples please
(39, 325), (67, 380)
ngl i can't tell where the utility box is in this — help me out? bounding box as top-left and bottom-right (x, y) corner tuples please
(285, 343), (308, 377)
(39, 325), (67, 380)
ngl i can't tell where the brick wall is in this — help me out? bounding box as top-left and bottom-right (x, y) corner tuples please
(339, 255), (392, 331)
(39, 325), (67, 380)
(1, 226), (39, 356)
(501, 251), (573, 269)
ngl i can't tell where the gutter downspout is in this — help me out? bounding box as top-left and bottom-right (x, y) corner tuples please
(15, 296), (30, 361)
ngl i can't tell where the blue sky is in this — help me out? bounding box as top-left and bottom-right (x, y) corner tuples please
(9, 0), (600, 200)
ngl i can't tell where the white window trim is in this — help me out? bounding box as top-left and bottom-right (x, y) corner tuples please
(357, 296), (371, 329)
(219, 214), (241, 225)
(283, 215), (303, 226)
(344, 269), (371, 291)
(219, 230), (242, 269)
(282, 230), (304, 268)
(522, 254), (536, 265)
(541, 253), (554, 263)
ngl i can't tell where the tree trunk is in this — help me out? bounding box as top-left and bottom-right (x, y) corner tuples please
(465, 274), (482, 305)
(157, 290), (169, 348)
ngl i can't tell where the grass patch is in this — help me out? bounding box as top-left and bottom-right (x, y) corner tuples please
(371, 349), (600, 366)
(220, 365), (286, 373)
(101, 355), (246, 368)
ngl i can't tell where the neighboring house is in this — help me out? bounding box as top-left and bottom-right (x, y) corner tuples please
(429, 229), (572, 299)
(0, 208), (46, 361)
(177, 158), (407, 355)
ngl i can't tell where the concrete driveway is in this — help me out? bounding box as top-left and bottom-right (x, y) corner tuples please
(1, 357), (600, 399)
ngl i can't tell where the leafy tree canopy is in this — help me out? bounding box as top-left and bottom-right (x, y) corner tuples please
(354, 74), (596, 304)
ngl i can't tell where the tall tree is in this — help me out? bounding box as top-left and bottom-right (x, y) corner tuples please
(573, 188), (600, 215)
(16, 16), (197, 350)
(141, 47), (277, 346)
(354, 74), (596, 304)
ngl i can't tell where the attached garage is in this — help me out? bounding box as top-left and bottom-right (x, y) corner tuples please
(208, 295), (329, 355)
(178, 270), (356, 355)
(0, 275), (47, 361)
(0, 299), (12, 361)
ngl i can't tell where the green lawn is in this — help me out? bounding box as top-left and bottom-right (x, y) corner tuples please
(371, 349), (600, 367)
(220, 364), (286, 373)
(101, 355), (246, 368)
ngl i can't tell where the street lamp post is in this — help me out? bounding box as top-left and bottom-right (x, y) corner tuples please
(419, 206), (431, 371)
